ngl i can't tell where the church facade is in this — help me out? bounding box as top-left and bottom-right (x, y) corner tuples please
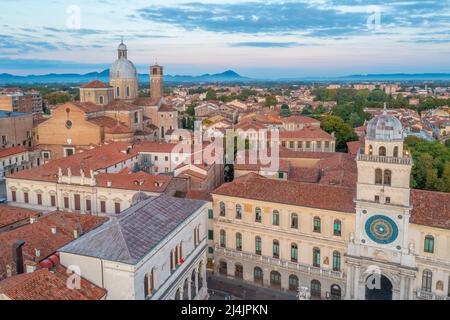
(36, 41), (179, 160)
(210, 109), (450, 300)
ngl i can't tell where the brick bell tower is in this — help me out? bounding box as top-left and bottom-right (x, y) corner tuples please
(150, 64), (163, 101)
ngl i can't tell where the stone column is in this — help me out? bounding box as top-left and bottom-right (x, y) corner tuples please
(195, 270), (199, 297)
(408, 277), (414, 300)
(179, 288), (184, 300)
(187, 280), (192, 300)
(399, 275), (405, 300)
(345, 265), (353, 300)
(353, 266), (360, 300)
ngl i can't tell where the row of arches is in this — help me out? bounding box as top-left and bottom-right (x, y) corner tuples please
(174, 262), (205, 300)
(219, 231), (342, 271)
(217, 262), (342, 299)
(369, 145), (400, 157)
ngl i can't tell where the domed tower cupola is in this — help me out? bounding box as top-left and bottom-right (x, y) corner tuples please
(367, 105), (404, 142)
(118, 40), (128, 59)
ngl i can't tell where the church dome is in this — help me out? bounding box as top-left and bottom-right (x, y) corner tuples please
(110, 41), (137, 80)
(367, 107), (404, 141)
(110, 59), (137, 79)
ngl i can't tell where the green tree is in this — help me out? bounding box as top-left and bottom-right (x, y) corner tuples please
(320, 115), (358, 152)
(279, 104), (292, 118)
(265, 96), (277, 107)
(206, 89), (217, 101)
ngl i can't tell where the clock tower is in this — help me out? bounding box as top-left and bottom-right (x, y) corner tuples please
(346, 106), (416, 300)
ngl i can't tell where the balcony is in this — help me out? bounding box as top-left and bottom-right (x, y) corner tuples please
(416, 290), (449, 300)
(215, 245), (343, 280)
(357, 153), (412, 165)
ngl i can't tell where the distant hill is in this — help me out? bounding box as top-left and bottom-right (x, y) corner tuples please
(0, 70), (449, 85)
(0, 69), (250, 84)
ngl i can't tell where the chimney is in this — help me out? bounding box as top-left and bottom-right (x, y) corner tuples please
(73, 229), (79, 239)
(51, 227), (57, 234)
(30, 216), (37, 224)
(107, 181), (112, 188)
(12, 240), (26, 275)
(35, 248), (41, 258)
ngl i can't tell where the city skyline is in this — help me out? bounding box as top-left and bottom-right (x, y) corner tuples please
(1, 0), (450, 77)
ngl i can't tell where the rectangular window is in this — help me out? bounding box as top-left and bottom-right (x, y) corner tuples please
(208, 230), (214, 240)
(317, 141), (322, 149)
(86, 199), (91, 212)
(12, 191), (16, 202)
(278, 172), (284, 179)
(208, 247), (214, 254)
(24, 192), (29, 204)
(208, 209), (214, 219)
(115, 202), (121, 214)
(375, 195), (380, 203)
(64, 197), (69, 209)
(289, 141), (295, 148)
(37, 194), (42, 205)
(74, 194), (81, 211)
(385, 197), (391, 204)
(100, 201), (106, 213)
(50, 195), (56, 207)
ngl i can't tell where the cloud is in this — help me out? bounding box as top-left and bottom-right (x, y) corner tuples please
(229, 42), (303, 47)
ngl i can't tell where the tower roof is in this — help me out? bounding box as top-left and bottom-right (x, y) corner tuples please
(366, 105), (404, 141)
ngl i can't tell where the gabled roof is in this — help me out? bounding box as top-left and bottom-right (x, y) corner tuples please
(410, 189), (450, 230)
(0, 205), (41, 230)
(0, 146), (28, 159)
(81, 80), (111, 89)
(59, 195), (206, 264)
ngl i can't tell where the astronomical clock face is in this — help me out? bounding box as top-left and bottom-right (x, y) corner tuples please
(365, 215), (399, 245)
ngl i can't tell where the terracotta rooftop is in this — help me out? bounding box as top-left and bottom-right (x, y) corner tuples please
(185, 190), (212, 202)
(278, 127), (334, 140)
(347, 141), (362, 155)
(159, 104), (177, 112)
(410, 189), (450, 230)
(0, 266), (106, 300)
(10, 142), (139, 182)
(105, 100), (140, 111)
(96, 171), (172, 193)
(68, 101), (103, 114)
(88, 116), (123, 129)
(0, 205), (41, 230)
(288, 167), (321, 183)
(213, 173), (356, 213)
(133, 97), (160, 106)
(0, 212), (108, 280)
(282, 115), (320, 124)
(0, 146), (28, 159)
(81, 80), (110, 89)
(104, 123), (133, 134)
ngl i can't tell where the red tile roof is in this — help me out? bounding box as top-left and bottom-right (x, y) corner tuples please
(186, 190), (212, 201)
(0, 205), (41, 229)
(282, 115), (320, 124)
(410, 189), (450, 230)
(213, 173), (356, 213)
(347, 141), (362, 155)
(278, 127), (334, 140)
(0, 212), (108, 280)
(10, 142), (139, 182)
(96, 171), (172, 192)
(288, 167), (320, 183)
(0, 146), (28, 159)
(81, 80), (110, 89)
(0, 267), (106, 300)
(68, 101), (103, 113)
(159, 104), (177, 112)
(104, 123), (133, 134)
(105, 100), (140, 111)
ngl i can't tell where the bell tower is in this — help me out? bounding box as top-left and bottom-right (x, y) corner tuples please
(346, 106), (416, 300)
(150, 64), (163, 101)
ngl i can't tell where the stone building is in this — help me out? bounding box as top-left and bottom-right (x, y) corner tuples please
(0, 111), (33, 149)
(59, 194), (209, 300)
(110, 41), (138, 101)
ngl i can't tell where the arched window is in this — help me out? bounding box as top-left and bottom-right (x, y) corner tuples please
(126, 86), (130, 97)
(289, 275), (299, 291)
(375, 168), (383, 184)
(384, 170), (392, 186)
(313, 217), (321, 233)
(255, 207), (262, 223)
(219, 202), (226, 216)
(255, 236), (262, 255)
(291, 243), (298, 262)
(313, 247), (321, 267)
(220, 230), (226, 248)
(254, 267), (263, 285)
(270, 271), (281, 289)
(273, 240), (280, 258)
(235, 204), (242, 219)
(99, 96), (104, 105)
(236, 233), (242, 251)
(272, 210), (280, 226)
(332, 251), (341, 271)
(235, 263), (243, 279)
(424, 235), (435, 253)
(379, 146), (386, 156)
(116, 87), (120, 97)
(368, 145), (373, 155)
(393, 146), (399, 157)
(436, 280), (444, 291)
(333, 219), (342, 236)
(422, 270), (432, 292)
(330, 284), (342, 300)
(311, 280), (321, 297)
(291, 213), (299, 229)
(219, 260), (228, 276)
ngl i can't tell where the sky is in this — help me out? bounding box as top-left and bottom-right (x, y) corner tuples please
(1, 0), (450, 78)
